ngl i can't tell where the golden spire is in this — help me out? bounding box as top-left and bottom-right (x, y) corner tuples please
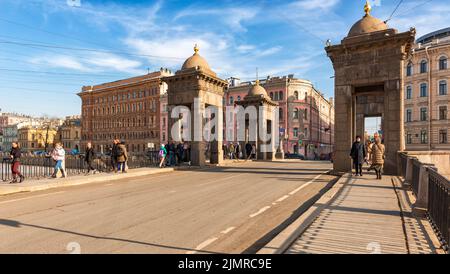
(364, 0), (371, 16)
(255, 67), (260, 85)
(194, 44), (199, 54)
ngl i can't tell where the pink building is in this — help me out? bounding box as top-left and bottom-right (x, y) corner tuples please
(225, 75), (334, 159)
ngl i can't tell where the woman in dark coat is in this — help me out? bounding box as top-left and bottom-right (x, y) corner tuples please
(350, 136), (366, 176)
(10, 142), (25, 184)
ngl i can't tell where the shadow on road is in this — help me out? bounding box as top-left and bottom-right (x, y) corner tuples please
(0, 219), (220, 254)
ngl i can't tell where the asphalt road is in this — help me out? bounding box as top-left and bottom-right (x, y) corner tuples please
(0, 160), (336, 254)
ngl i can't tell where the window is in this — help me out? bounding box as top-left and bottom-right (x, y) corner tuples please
(229, 96), (234, 105)
(294, 91), (299, 100)
(420, 60), (428, 73)
(293, 108), (299, 119)
(406, 62), (413, 76)
(274, 92), (279, 101)
(439, 106), (447, 120)
(293, 128), (299, 138)
(279, 108), (283, 120)
(421, 130), (428, 144)
(439, 56), (448, 70)
(420, 83), (428, 97)
(270, 92), (274, 100)
(406, 109), (412, 122)
(439, 129), (448, 144)
(279, 91), (283, 101)
(406, 86), (412, 99)
(406, 133), (412, 144)
(420, 107), (428, 121)
(439, 80), (447, 95)
(237, 96), (241, 102)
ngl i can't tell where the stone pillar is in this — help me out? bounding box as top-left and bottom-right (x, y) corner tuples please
(333, 85), (353, 173)
(190, 101), (205, 166)
(412, 164), (435, 216)
(404, 156), (416, 186)
(384, 79), (403, 175)
(210, 104), (224, 165)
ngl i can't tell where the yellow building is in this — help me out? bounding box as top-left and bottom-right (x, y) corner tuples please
(18, 126), (57, 152)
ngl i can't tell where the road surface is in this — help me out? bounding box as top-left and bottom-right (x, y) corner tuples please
(0, 160), (336, 254)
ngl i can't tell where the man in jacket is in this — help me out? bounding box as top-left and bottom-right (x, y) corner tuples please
(110, 139), (119, 173)
(350, 136), (366, 176)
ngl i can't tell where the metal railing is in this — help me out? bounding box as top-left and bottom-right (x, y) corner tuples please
(1, 150), (160, 182)
(427, 168), (450, 252)
(411, 158), (421, 195)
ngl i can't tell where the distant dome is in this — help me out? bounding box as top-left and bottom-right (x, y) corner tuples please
(347, 1), (388, 37)
(248, 80), (268, 97)
(181, 45), (210, 70)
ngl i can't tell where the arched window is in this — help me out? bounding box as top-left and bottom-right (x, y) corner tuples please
(237, 96), (241, 102)
(294, 91), (299, 100)
(406, 62), (413, 76)
(420, 83), (428, 97)
(439, 80), (447, 95)
(420, 60), (428, 74)
(274, 92), (279, 101)
(279, 91), (283, 101)
(229, 96), (234, 105)
(439, 56), (448, 70)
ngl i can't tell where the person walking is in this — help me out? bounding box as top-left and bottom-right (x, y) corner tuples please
(251, 144), (257, 160)
(176, 142), (184, 165)
(51, 143), (66, 179)
(85, 142), (97, 175)
(371, 137), (386, 180)
(235, 143), (241, 160)
(159, 144), (167, 168)
(116, 141), (128, 173)
(229, 143), (235, 160)
(110, 139), (119, 173)
(350, 136), (366, 177)
(245, 142), (252, 160)
(9, 142), (25, 184)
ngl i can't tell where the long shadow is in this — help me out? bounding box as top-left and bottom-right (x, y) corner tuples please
(325, 205), (401, 217)
(0, 219), (220, 254)
(347, 183), (396, 190)
(242, 177), (341, 254)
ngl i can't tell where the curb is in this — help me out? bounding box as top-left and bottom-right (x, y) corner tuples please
(257, 173), (352, 254)
(0, 168), (174, 196)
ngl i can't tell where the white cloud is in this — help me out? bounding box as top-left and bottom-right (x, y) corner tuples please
(291, 0), (340, 10)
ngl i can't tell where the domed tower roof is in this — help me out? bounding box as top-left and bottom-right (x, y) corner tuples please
(181, 44), (211, 70)
(248, 79), (268, 97)
(348, 1), (388, 37)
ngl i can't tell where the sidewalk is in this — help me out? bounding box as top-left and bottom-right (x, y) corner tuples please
(0, 167), (174, 196)
(260, 173), (443, 254)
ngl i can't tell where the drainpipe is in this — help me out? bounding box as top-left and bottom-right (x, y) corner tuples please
(425, 46), (432, 150)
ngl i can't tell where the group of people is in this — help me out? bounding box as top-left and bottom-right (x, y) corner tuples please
(7, 141), (67, 184)
(350, 133), (386, 179)
(158, 141), (190, 168)
(223, 143), (257, 161)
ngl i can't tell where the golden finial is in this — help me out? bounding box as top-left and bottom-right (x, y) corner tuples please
(364, 0), (371, 16)
(255, 67), (259, 85)
(194, 44), (199, 54)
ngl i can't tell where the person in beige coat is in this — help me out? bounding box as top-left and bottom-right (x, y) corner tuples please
(370, 137), (385, 180)
(116, 141), (128, 173)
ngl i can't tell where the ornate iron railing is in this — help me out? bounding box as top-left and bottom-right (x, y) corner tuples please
(427, 168), (450, 253)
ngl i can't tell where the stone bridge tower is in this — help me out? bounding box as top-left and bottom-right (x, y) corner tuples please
(163, 45), (228, 166)
(326, 1), (415, 175)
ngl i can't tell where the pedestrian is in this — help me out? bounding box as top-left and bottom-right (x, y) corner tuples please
(245, 142), (252, 160)
(235, 143), (241, 160)
(371, 137), (386, 180)
(176, 142), (184, 165)
(168, 141), (176, 166)
(229, 143), (235, 160)
(110, 139), (119, 173)
(159, 144), (167, 168)
(116, 141), (128, 173)
(251, 144), (257, 159)
(223, 144), (228, 160)
(85, 142), (97, 175)
(350, 136), (366, 177)
(51, 142), (66, 179)
(9, 142), (25, 184)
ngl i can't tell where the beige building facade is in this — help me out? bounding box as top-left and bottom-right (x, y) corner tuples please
(18, 126), (57, 152)
(56, 115), (82, 153)
(404, 28), (450, 151)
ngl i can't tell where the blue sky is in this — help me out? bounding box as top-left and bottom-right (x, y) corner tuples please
(0, 0), (449, 117)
